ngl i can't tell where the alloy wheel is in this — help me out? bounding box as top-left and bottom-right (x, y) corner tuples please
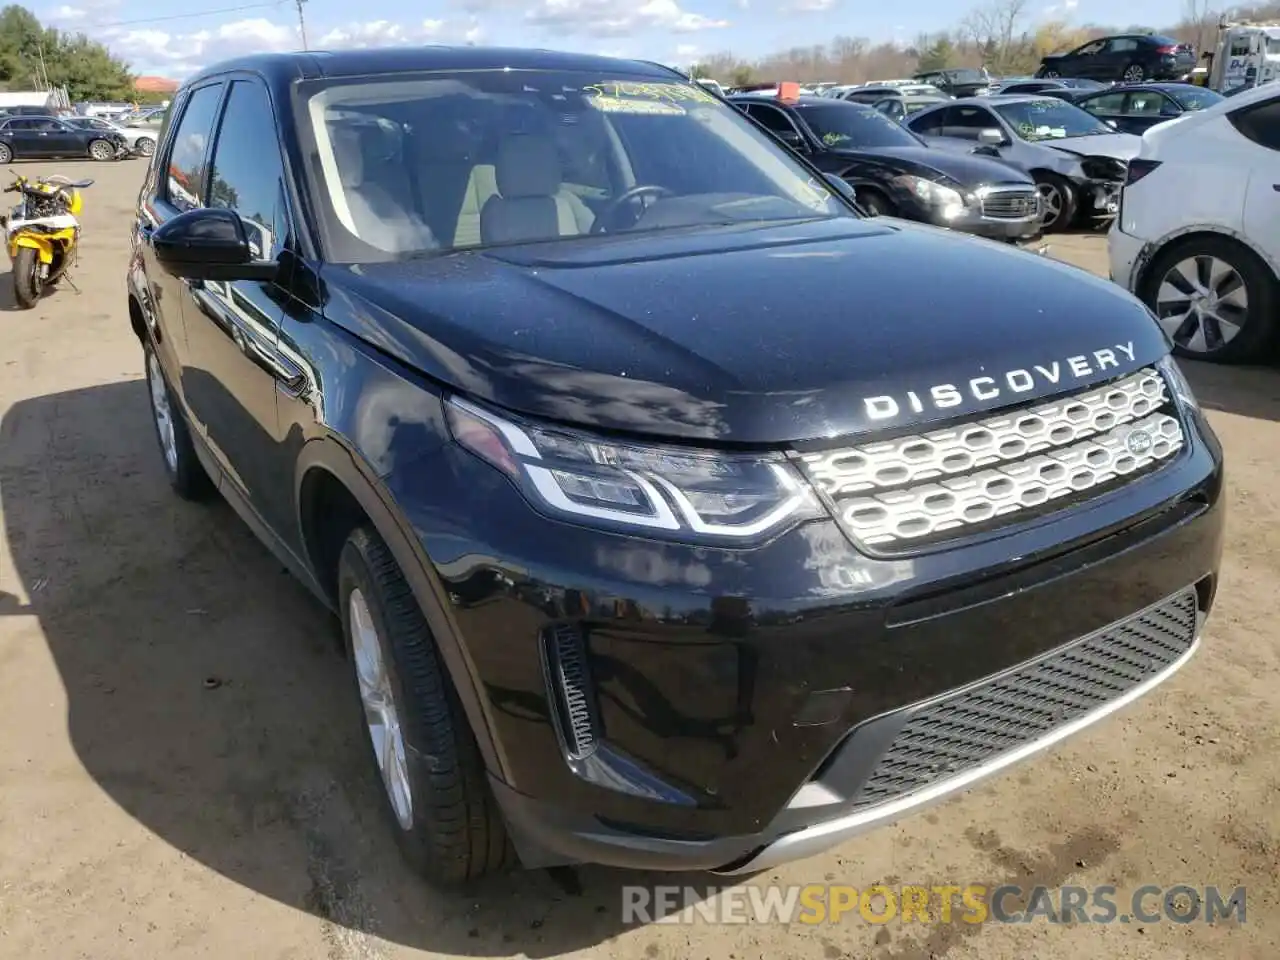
(1036, 182), (1064, 230)
(147, 351), (178, 473)
(1043, 69), (1060, 78)
(350, 588), (414, 830)
(1155, 255), (1249, 355)
(89, 140), (114, 160)
(137, 138), (155, 157)
(1123, 65), (1145, 82)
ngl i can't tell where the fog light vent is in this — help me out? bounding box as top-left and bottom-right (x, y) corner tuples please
(542, 624), (600, 760)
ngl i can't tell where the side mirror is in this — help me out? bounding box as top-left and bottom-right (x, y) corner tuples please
(151, 206), (279, 283)
(776, 129), (806, 150)
(1104, 119), (1119, 129)
(823, 172), (857, 202)
(978, 128), (1006, 146)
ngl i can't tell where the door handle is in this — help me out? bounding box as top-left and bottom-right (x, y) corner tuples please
(230, 317), (309, 396)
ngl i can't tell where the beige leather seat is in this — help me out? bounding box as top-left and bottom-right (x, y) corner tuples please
(330, 125), (436, 254)
(480, 133), (595, 245)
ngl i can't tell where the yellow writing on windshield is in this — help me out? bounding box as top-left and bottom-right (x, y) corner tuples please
(587, 95), (687, 115)
(583, 80), (719, 106)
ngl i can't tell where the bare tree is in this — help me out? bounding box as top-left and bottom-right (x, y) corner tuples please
(960, 0), (1032, 74)
(1181, 0), (1219, 53)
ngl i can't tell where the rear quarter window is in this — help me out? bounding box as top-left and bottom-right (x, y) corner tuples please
(1228, 99), (1280, 151)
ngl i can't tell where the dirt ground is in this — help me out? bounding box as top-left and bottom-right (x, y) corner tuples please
(0, 160), (1277, 960)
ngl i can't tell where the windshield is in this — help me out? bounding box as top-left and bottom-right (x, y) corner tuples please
(797, 102), (921, 148)
(1169, 87), (1223, 110)
(993, 99), (1112, 141)
(299, 70), (849, 261)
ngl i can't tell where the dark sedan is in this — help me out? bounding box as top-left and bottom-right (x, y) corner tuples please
(732, 94), (1041, 239)
(1037, 34), (1197, 83)
(1072, 82), (1224, 134)
(0, 114), (126, 163)
(986, 77), (1110, 100)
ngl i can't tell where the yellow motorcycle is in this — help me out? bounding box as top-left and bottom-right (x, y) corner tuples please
(2, 171), (93, 308)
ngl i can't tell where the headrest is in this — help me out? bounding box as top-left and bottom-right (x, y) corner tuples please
(494, 133), (561, 199)
(330, 125), (364, 189)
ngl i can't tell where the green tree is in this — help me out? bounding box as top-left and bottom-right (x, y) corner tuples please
(917, 37), (957, 71)
(0, 5), (135, 101)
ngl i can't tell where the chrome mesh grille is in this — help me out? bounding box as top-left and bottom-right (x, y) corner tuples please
(850, 588), (1199, 811)
(799, 367), (1183, 548)
(980, 188), (1039, 219)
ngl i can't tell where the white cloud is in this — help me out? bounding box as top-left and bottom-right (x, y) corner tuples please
(787, 0), (836, 11)
(53, 5), (85, 19)
(461, 0), (728, 37)
(675, 43), (698, 56)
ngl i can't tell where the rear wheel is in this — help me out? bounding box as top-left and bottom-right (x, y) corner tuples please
(337, 526), (513, 884)
(135, 137), (155, 157)
(1141, 236), (1278, 364)
(144, 340), (215, 499)
(88, 138), (115, 161)
(0, 142), (12, 164)
(12, 246), (41, 308)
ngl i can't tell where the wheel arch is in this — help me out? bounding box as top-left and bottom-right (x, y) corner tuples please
(1131, 226), (1280, 297)
(293, 436), (511, 783)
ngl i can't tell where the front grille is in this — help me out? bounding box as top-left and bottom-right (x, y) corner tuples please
(799, 367), (1184, 549)
(850, 588), (1199, 811)
(979, 187), (1039, 219)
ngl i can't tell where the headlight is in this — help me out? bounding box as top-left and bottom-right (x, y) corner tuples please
(445, 397), (823, 543)
(1156, 354), (1200, 412)
(891, 175), (969, 219)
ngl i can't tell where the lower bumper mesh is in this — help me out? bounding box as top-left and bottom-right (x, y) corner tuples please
(851, 588), (1200, 810)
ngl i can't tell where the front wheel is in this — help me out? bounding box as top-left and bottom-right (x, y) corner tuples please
(88, 138), (115, 161)
(1039, 68), (1061, 79)
(143, 340), (215, 499)
(1033, 174), (1075, 233)
(858, 189), (895, 217)
(1122, 63), (1145, 82)
(338, 526), (513, 884)
(12, 246), (41, 308)
(1141, 236), (1278, 364)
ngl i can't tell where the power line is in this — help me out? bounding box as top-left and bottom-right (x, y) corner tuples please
(78, 0), (289, 30)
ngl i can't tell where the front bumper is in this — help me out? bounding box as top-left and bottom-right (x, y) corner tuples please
(919, 186), (1043, 240)
(390, 405), (1224, 873)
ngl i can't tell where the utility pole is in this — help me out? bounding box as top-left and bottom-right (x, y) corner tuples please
(295, 0), (308, 50)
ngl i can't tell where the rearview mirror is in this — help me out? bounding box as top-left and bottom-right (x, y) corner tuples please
(151, 206), (279, 283)
(978, 128), (1005, 146)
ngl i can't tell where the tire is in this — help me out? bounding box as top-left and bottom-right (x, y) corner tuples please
(135, 137), (155, 158)
(143, 339), (215, 499)
(0, 142), (11, 164)
(338, 526), (512, 884)
(88, 138), (114, 161)
(1139, 236), (1278, 365)
(1033, 173), (1076, 233)
(1122, 63), (1145, 83)
(858, 189), (894, 217)
(12, 246), (41, 308)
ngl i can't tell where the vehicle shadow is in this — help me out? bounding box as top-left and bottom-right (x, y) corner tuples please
(0, 379), (722, 954)
(1179, 357), (1280, 423)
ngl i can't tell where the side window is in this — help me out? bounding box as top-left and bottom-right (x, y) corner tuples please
(206, 79), (289, 260)
(745, 104), (798, 136)
(165, 83), (225, 213)
(907, 106), (947, 134)
(4, 118), (33, 131)
(947, 106), (995, 139)
(1125, 92), (1166, 116)
(1229, 38), (1250, 57)
(1083, 92), (1127, 114)
(1108, 38), (1139, 54)
(1073, 40), (1106, 57)
(1229, 99), (1280, 151)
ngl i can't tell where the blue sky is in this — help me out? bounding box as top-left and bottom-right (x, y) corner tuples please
(39, 0), (1186, 79)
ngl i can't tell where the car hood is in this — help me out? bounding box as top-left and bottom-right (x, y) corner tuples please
(831, 144), (1029, 185)
(323, 217), (1168, 444)
(1044, 132), (1143, 161)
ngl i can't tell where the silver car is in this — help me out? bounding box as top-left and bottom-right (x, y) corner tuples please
(64, 116), (158, 157)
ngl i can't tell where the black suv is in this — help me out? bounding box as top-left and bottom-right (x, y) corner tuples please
(128, 47), (1225, 884)
(1037, 34), (1197, 83)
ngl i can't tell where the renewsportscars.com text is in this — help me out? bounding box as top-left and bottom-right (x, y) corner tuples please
(622, 884), (1247, 926)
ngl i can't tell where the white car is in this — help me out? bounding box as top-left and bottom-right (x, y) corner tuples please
(64, 116), (159, 158)
(1109, 83), (1280, 363)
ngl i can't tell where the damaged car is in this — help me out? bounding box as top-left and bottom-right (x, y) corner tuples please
(905, 94), (1139, 232)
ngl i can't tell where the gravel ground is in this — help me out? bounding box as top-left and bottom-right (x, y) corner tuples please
(0, 161), (1276, 960)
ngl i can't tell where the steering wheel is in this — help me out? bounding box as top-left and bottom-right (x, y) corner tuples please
(591, 184), (675, 234)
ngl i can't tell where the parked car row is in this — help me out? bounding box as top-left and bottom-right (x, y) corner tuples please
(0, 112), (157, 163)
